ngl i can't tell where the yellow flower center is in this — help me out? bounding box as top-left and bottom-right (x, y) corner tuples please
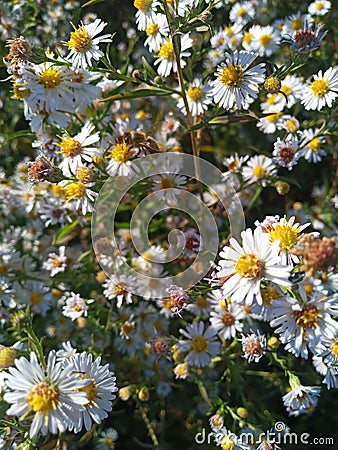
(12, 82), (30, 99)
(187, 86), (203, 102)
(291, 18), (303, 30)
(158, 40), (175, 61)
(222, 311), (236, 326)
(64, 182), (86, 201)
(175, 364), (188, 377)
(228, 160), (239, 172)
(286, 119), (298, 133)
(66, 23), (92, 53)
(280, 85), (292, 96)
(80, 379), (99, 403)
(114, 283), (126, 295)
(259, 33), (272, 47)
(39, 66), (61, 89)
(311, 79), (329, 97)
(261, 286), (281, 306)
(77, 167), (93, 183)
(221, 436), (235, 450)
(30, 292), (43, 305)
(146, 23), (159, 37)
(235, 254), (262, 278)
(58, 135), (82, 158)
(237, 7), (247, 17)
(160, 177), (175, 189)
(253, 165), (266, 178)
(220, 64), (244, 88)
(122, 321), (135, 335)
(191, 336), (208, 353)
(243, 32), (252, 44)
(308, 137), (321, 152)
(195, 296), (208, 309)
(27, 382), (60, 413)
(266, 112), (282, 122)
(268, 224), (300, 251)
(134, 0), (153, 12)
(330, 339), (338, 358)
(315, 3), (324, 10)
(108, 142), (132, 163)
(293, 305), (320, 329)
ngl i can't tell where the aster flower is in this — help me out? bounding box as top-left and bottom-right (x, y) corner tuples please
(282, 376), (321, 416)
(62, 180), (98, 215)
(223, 153), (249, 173)
(105, 141), (139, 177)
(242, 155), (277, 187)
(250, 25), (280, 57)
(257, 215), (311, 265)
(66, 352), (118, 432)
(102, 274), (134, 307)
(144, 13), (168, 53)
(178, 321), (221, 367)
(229, 1), (255, 25)
(298, 128), (326, 163)
(151, 171), (187, 206)
(240, 330), (267, 363)
(272, 137), (300, 170)
(97, 428), (119, 450)
(212, 227), (292, 305)
(154, 34), (192, 77)
(301, 67), (338, 111)
(57, 121), (100, 176)
(64, 18), (112, 69)
(174, 362), (189, 379)
(134, 0), (159, 31)
(308, 0), (331, 16)
(211, 50), (265, 110)
(209, 293), (245, 340)
(213, 426), (251, 450)
(270, 289), (338, 359)
(62, 292), (90, 321)
(42, 246), (67, 277)
(3, 351), (88, 438)
(177, 78), (213, 117)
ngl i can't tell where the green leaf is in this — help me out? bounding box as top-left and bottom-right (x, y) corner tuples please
(101, 88), (173, 103)
(82, 0), (106, 7)
(141, 56), (158, 79)
(53, 220), (79, 245)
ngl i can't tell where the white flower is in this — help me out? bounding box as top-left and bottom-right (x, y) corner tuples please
(257, 215), (310, 265)
(229, 1), (255, 25)
(105, 141), (139, 177)
(177, 78), (213, 117)
(144, 13), (168, 53)
(66, 352), (118, 432)
(3, 351), (88, 438)
(308, 0), (331, 16)
(151, 172), (187, 206)
(154, 34), (192, 77)
(42, 246), (67, 277)
(301, 67), (338, 111)
(272, 137), (300, 171)
(64, 18), (112, 69)
(134, 0), (159, 31)
(211, 51), (265, 110)
(57, 121), (100, 176)
(97, 428), (119, 450)
(250, 25), (280, 57)
(242, 155), (277, 187)
(62, 293), (90, 321)
(240, 330), (266, 363)
(62, 180), (98, 215)
(270, 290), (338, 359)
(282, 378), (321, 416)
(210, 300), (245, 340)
(298, 128), (326, 163)
(102, 274), (134, 307)
(178, 321), (221, 367)
(212, 227), (292, 305)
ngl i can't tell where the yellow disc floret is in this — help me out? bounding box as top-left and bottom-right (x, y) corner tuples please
(311, 79), (329, 97)
(191, 336), (208, 353)
(39, 66), (61, 89)
(235, 254), (262, 278)
(220, 64), (244, 88)
(66, 23), (92, 53)
(27, 382), (60, 413)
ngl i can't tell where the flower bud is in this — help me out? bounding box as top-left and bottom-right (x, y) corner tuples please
(0, 346), (17, 369)
(119, 386), (132, 401)
(275, 181), (290, 195)
(138, 387), (150, 402)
